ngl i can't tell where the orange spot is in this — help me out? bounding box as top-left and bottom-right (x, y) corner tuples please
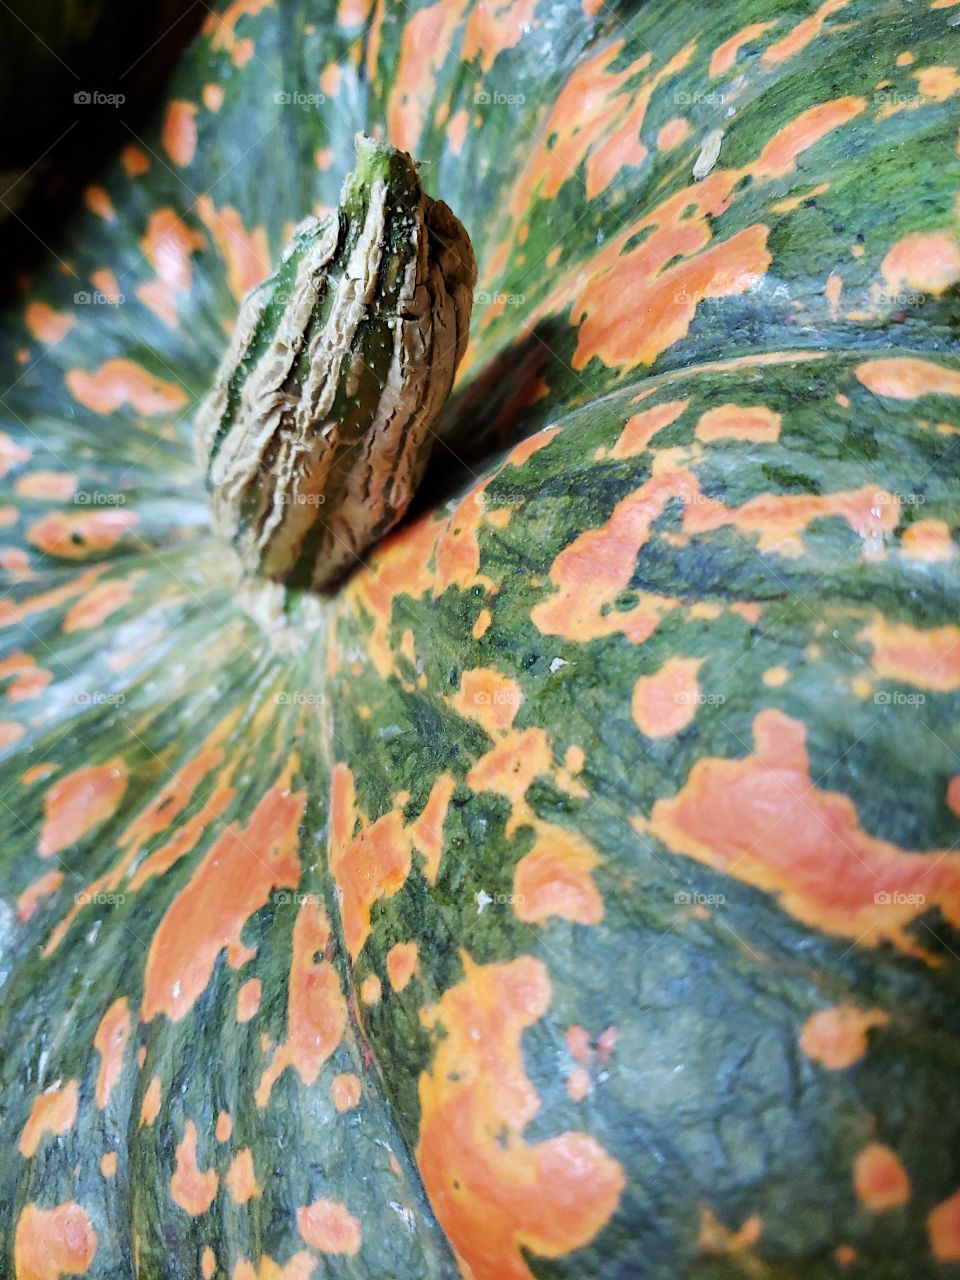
(298, 1198), (362, 1256)
(859, 619), (960, 691)
(140, 1075), (162, 1127)
(66, 359), (187, 415)
(121, 146), (149, 176)
(472, 608), (492, 639)
(16, 470), (77, 500)
(417, 955), (624, 1280)
(14, 1202), (97, 1280)
(752, 97), (865, 180)
(162, 101), (199, 166)
(141, 782), (305, 1022)
(202, 84), (225, 111)
(928, 1188), (960, 1260)
(901, 519), (956, 562)
(566, 1066), (591, 1101)
(16, 869), (63, 922)
(255, 898), (346, 1106)
(644, 708), (960, 958)
(18, 1080), (79, 1157)
(632, 656), (703, 738)
(799, 1005), (890, 1069)
(84, 185), (116, 221)
(447, 107), (469, 155)
(237, 977), (262, 1022)
(770, 181), (830, 212)
(64, 576), (136, 633)
(853, 1143), (910, 1211)
(94, 997), (131, 1109)
(137, 209), (206, 325)
(697, 1207), (764, 1256)
(656, 116), (691, 151)
(0, 652), (52, 703)
(695, 404), (781, 444)
(171, 1120), (219, 1216)
(882, 231), (960, 296)
(684, 484), (899, 558)
(332, 1073), (362, 1111)
(25, 302), (74, 345)
(329, 765), (455, 956)
(709, 20), (777, 77)
(28, 508), (138, 560)
(451, 668), (523, 734)
(196, 195), (270, 300)
(387, 941), (419, 991)
(227, 1148), (260, 1204)
(610, 400), (688, 459)
(337, 0), (371, 22)
(100, 1152), (117, 1178)
(201, 1246), (216, 1279)
(514, 821), (604, 925)
(762, 666), (790, 687)
(462, 0), (537, 73)
(216, 1111), (233, 1142)
(566, 1026), (590, 1063)
(855, 357), (960, 399)
(761, 0), (849, 66)
(314, 146), (333, 171)
(386, 0), (470, 151)
(360, 974), (381, 1004)
(39, 760), (127, 857)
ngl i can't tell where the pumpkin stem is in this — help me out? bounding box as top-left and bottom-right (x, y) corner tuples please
(196, 133), (476, 592)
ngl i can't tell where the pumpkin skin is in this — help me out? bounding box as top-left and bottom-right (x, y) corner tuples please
(3, 1), (960, 1278)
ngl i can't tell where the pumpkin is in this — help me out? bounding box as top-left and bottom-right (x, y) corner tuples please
(3, 0), (960, 1277)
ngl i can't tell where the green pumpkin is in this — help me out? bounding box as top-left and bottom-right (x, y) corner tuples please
(3, 1), (960, 1278)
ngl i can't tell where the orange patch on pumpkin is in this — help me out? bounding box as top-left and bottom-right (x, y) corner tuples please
(417, 955), (625, 1280)
(514, 820), (604, 925)
(855, 357), (960, 399)
(882, 231), (960, 296)
(255, 898), (347, 1106)
(799, 1005), (890, 1069)
(162, 101), (199, 166)
(446, 107), (469, 155)
(901, 519), (956, 562)
(332, 1073), (362, 1111)
(853, 1143), (910, 1211)
(451, 668), (522, 734)
(928, 1189), (960, 1260)
(140, 1075), (162, 1127)
(0, 651), (52, 702)
(15, 470), (77, 500)
(297, 1198), (362, 1256)
(709, 20), (777, 77)
(386, 0), (470, 151)
(100, 1152), (117, 1178)
(859, 619), (960, 691)
(202, 84), (225, 111)
(201, 1246), (216, 1279)
(196, 195), (270, 300)
(216, 1111), (233, 1142)
(84, 185), (116, 221)
(696, 403), (781, 443)
(136, 209), (206, 325)
(227, 1148), (260, 1203)
(632, 657), (704, 738)
(24, 302), (74, 345)
(761, 0), (849, 66)
(121, 145), (150, 176)
(141, 782), (305, 1022)
(27, 508), (139, 560)
(360, 974), (381, 1004)
(387, 941), (419, 991)
(39, 759), (127, 857)
(462, 0), (537, 73)
(237, 977), (262, 1023)
(94, 997), (131, 1109)
(14, 1201), (97, 1280)
(609, 400), (688, 459)
(16, 869), (63, 922)
(644, 708), (960, 958)
(171, 1120), (219, 1216)
(656, 116), (691, 151)
(66, 359), (187, 415)
(64, 576), (137, 632)
(18, 1079), (79, 1157)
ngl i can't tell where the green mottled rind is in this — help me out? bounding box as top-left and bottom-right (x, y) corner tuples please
(1, 1), (960, 1278)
